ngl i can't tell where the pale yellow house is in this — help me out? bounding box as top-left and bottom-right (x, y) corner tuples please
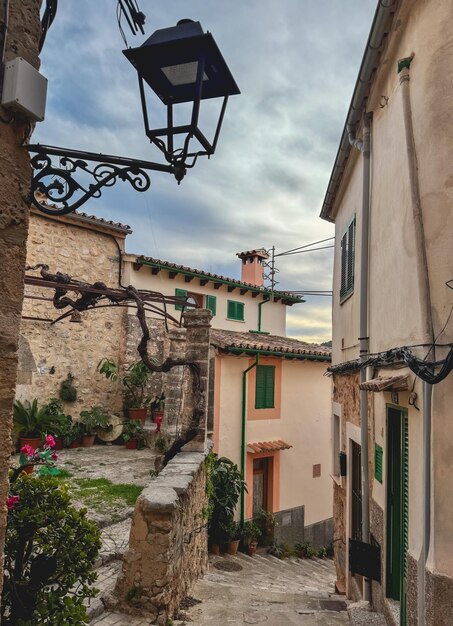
(124, 250), (334, 543)
(321, 1), (453, 624)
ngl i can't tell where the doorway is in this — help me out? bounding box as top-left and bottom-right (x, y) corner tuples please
(386, 406), (409, 625)
(351, 441), (362, 541)
(253, 457), (270, 516)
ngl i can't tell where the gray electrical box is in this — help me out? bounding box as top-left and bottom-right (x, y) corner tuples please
(1, 57), (47, 122)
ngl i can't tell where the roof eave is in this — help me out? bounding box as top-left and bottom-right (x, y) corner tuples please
(320, 0), (398, 222)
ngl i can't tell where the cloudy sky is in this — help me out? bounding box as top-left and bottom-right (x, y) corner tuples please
(35, 0), (377, 343)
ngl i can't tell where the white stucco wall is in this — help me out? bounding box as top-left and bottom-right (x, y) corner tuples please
(328, 0), (453, 581)
(123, 256), (289, 336)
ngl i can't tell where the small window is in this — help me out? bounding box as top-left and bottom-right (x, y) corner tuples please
(255, 365), (275, 409)
(227, 300), (244, 321)
(340, 216), (356, 301)
(205, 295), (217, 316)
(175, 288), (188, 311)
(313, 464), (321, 478)
(375, 444), (383, 484)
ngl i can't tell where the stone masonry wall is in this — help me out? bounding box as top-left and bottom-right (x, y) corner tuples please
(16, 212), (127, 415)
(0, 0), (43, 599)
(114, 447), (209, 624)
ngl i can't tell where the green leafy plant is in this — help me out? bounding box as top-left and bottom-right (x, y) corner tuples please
(267, 541), (285, 559)
(150, 392), (165, 413)
(2, 474), (101, 625)
(63, 421), (84, 447)
(317, 546), (328, 558)
(155, 434), (169, 454)
(223, 519), (242, 541)
(17, 435), (60, 478)
(98, 358), (160, 409)
(45, 398), (73, 438)
(122, 420), (146, 446)
(206, 454), (247, 546)
(295, 541), (316, 559)
(13, 399), (53, 439)
(242, 520), (262, 542)
(59, 372), (77, 402)
(125, 585), (142, 604)
(79, 405), (110, 436)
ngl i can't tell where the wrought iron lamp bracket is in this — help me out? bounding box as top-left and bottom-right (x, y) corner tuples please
(26, 144), (184, 216)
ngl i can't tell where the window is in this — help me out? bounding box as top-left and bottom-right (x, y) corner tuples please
(375, 443), (383, 484)
(205, 295), (217, 316)
(255, 365), (275, 409)
(175, 288), (187, 311)
(227, 300), (244, 321)
(340, 216), (356, 301)
(174, 289), (216, 316)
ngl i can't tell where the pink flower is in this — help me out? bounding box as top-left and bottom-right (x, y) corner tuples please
(20, 445), (34, 456)
(45, 435), (56, 448)
(6, 495), (20, 509)
(51, 453), (58, 461)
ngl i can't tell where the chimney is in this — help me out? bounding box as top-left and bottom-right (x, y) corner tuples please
(236, 248), (269, 287)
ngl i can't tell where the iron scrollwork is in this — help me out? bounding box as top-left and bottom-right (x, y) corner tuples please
(26, 144), (177, 216)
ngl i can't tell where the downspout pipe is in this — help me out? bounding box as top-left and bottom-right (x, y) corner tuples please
(240, 354), (259, 526)
(349, 112), (372, 601)
(399, 59), (435, 626)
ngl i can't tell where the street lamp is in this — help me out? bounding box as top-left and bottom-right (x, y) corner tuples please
(27, 19), (239, 216)
(124, 19), (240, 181)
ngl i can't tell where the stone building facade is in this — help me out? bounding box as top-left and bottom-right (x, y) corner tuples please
(17, 209), (132, 415)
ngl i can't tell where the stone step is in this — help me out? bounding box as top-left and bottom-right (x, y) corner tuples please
(86, 560), (122, 621)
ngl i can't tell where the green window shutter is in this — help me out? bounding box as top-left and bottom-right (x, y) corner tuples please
(340, 216), (356, 300)
(205, 295), (217, 316)
(375, 444), (383, 483)
(175, 288), (188, 311)
(227, 300), (244, 321)
(255, 365), (275, 409)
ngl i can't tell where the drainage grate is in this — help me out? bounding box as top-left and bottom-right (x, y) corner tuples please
(213, 560), (243, 572)
(319, 600), (347, 612)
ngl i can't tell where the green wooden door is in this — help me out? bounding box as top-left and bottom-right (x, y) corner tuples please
(386, 406), (409, 625)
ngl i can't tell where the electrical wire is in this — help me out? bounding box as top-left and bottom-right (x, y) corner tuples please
(275, 237), (335, 257)
(117, 0), (146, 47)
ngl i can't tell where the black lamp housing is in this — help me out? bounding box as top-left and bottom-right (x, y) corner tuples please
(124, 19), (240, 175)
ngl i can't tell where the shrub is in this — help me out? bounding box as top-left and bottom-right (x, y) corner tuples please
(59, 373), (77, 402)
(2, 474), (101, 625)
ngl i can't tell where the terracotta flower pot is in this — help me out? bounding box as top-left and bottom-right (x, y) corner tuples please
(22, 465), (34, 475)
(128, 408), (148, 422)
(247, 540), (258, 557)
(227, 540), (240, 555)
(125, 439), (138, 450)
(210, 543), (221, 555)
(69, 439), (81, 449)
(54, 437), (64, 451)
(82, 435), (95, 448)
(20, 437), (40, 451)
(152, 409), (164, 423)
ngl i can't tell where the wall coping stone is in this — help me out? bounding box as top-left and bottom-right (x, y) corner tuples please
(139, 486), (179, 513)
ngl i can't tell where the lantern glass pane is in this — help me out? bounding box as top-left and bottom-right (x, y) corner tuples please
(161, 61), (208, 86)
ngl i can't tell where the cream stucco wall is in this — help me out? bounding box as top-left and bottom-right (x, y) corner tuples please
(123, 255), (288, 336)
(329, 0), (453, 587)
(215, 353), (332, 527)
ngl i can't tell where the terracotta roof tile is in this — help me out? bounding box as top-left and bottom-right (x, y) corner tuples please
(247, 440), (292, 453)
(210, 329), (331, 360)
(135, 255), (302, 303)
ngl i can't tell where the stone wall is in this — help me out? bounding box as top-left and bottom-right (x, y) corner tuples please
(16, 212), (128, 415)
(114, 447), (209, 624)
(0, 0), (43, 598)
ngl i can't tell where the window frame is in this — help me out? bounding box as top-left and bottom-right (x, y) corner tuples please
(340, 214), (356, 303)
(227, 299), (245, 321)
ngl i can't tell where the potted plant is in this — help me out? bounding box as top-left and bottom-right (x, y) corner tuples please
(45, 398), (73, 450)
(150, 392), (165, 423)
(98, 358), (154, 422)
(225, 520), (242, 555)
(65, 421), (83, 449)
(79, 405), (110, 447)
(122, 420), (146, 450)
(242, 521), (262, 556)
(59, 372), (77, 402)
(13, 399), (53, 449)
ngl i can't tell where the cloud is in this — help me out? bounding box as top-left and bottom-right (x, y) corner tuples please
(34, 0), (377, 341)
